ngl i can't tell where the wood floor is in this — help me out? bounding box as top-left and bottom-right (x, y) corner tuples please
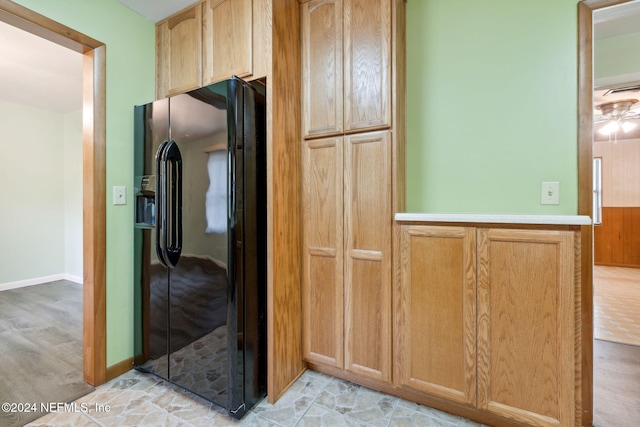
(591, 266), (639, 427)
(594, 340), (640, 427)
(0, 281), (94, 427)
(594, 266), (640, 346)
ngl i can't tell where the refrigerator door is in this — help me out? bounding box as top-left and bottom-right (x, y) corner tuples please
(225, 77), (267, 417)
(167, 81), (232, 408)
(226, 77), (244, 415)
(238, 79), (267, 415)
(134, 97), (171, 381)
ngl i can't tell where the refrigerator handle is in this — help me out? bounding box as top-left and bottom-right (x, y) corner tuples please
(165, 140), (182, 267)
(156, 140), (182, 269)
(156, 140), (169, 268)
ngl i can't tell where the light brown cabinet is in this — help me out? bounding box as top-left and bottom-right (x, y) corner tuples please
(302, 131), (392, 382)
(301, 0), (391, 139)
(157, 0), (268, 99)
(301, 0), (343, 138)
(302, 136), (344, 369)
(396, 224), (578, 427)
(156, 4), (203, 98)
(344, 131), (392, 381)
(301, 0), (404, 388)
(343, 0), (391, 133)
(202, 0), (252, 84)
(476, 228), (575, 427)
(395, 225), (477, 405)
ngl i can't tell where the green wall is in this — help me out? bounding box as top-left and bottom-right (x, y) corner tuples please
(406, 0), (578, 214)
(10, 0), (585, 367)
(14, 0), (155, 366)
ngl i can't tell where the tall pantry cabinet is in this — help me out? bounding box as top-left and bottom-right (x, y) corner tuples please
(301, 0), (406, 385)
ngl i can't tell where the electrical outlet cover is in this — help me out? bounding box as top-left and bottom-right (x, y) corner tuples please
(113, 186), (127, 205)
(541, 182), (560, 205)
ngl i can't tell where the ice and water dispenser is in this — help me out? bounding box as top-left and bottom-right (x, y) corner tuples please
(135, 175), (155, 227)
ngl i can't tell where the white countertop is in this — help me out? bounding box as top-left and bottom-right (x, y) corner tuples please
(395, 213), (592, 226)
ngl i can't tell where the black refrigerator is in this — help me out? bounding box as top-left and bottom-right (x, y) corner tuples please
(133, 77), (267, 418)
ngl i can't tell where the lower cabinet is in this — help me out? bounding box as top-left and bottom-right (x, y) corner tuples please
(302, 131), (392, 383)
(395, 225), (477, 405)
(395, 224), (578, 427)
(302, 220), (579, 427)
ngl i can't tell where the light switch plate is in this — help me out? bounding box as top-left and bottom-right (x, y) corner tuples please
(541, 182), (560, 205)
(113, 186), (127, 205)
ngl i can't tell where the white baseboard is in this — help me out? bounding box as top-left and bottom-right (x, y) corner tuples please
(64, 274), (83, 284)
(0, 274), (83, 292)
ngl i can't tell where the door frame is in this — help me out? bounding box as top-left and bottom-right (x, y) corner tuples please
(0, 0), (107, 386)
(578, 1), (632, 426)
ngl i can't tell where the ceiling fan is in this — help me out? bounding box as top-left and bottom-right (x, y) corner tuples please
(594, 98), (640, 138)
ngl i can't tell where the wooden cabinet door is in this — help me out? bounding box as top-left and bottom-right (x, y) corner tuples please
(250, 0), (269, 80)
(202, 0), (253, 85)
(396, 225), (477, 405)
(344, 131), (391, 382)
(343, 0), (391, 133)
(477, 229), (575, 427)
(302, 136), (344, 368)
(301, 0), (343, 138)
(156, 4), (202, 99)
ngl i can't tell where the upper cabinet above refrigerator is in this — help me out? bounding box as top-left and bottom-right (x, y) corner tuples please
(156, 0), (269, 99)
(156, 5), (203, 98)
(202, 0), (252, 85)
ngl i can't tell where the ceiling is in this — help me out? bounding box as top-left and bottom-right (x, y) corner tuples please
(594, 1), (640, 39)
(1, 1), (640, 115)
(116, 0), (198, 23)
(0, 20), (82, 113)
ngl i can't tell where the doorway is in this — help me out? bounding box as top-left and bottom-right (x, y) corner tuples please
(592, 92), (640, 347)
(0, 1), (107, 386)
(591, 2), (640, 348)
(579, 1), (640, 426)
(0, 17), (91, 427)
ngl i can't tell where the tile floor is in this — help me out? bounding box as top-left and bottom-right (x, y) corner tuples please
(594, 266), (640, 346)
(26, 369), (485, 427)
(17, 266), (640, 427)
